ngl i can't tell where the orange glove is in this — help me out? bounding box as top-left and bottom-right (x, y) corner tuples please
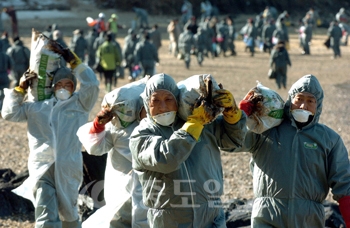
(89, 109), (114, 134)
(239, 100), (254, 116)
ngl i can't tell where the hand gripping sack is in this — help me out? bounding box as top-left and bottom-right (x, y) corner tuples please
(177, 74), (224, 122)
(244, 81), (284, 134)
(27, 29), (61, 101)
(101, 77), (149, 129)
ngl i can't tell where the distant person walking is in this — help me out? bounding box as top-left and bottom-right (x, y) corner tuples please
(269, 41), (291, 89)
(133, 7), (149, 29)
(0, 51), (12, 110)
(226, 16), (237, 56)
(134, 32), (159, 77)
(336, 7), (348, 23)
(262, 19), (276, 53)
(85, 28), (98, 68)
(178, 25), (195, 69)
(123, 28), (139, 77)
(51, 29), (65, 43)
(42, 24), (53, 39)
(87, 12), (107, 35)
(6, 36), (30, 87)
(245, 18), (257, 57)
(194, 26), (206, 66)
(300, 19), (312, 55)
(276, 10), (289, 28)
(181, 0), (193, 26)
(148, 24), (162, 54)
(200, 17), (216, 58)
(273, 16), (290, 49)
(106, 13), (125, 40)
(112, 39), (124, 82)
(0, 31), (11, 53)
(262, 6), (278, 22)
(70, 29), (88, 63)
(93, 31), (106, 81)
(304, 7), (320, 28)
(184, 16), (199, 35)
(96, 32), (121, 92)
(327, 20), (343, 59)
(215, 18), (229, 57)
(167, 19), (181, 57)
(335, 8), (349, 45)
(200, 0), (212, 22)
(52, 30), (68, 67)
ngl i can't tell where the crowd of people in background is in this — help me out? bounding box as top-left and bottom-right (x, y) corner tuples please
(0, 2), (350, 228)
(0, 2), (349, 110)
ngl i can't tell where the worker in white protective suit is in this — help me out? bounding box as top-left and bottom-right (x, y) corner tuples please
(77, 77), (149, 228)
(1, 49), (99, 228)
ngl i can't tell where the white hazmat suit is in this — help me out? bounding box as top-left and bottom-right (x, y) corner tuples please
(1, 63), (99, 226)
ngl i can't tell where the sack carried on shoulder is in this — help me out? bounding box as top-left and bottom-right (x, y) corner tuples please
(27, 29), (61, 101)
(243, 82), (285, 134)
(268, 69), (276, 79)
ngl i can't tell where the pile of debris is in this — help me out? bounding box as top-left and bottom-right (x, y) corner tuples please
(223, 198), (345, 228)
(0, 169), (33, 217)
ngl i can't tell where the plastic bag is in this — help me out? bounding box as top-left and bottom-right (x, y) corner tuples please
(27, 29), (61, 101)
(244, 81), (284, 134)
(101, 77), (149, 128)
(177, 74), (224, 122)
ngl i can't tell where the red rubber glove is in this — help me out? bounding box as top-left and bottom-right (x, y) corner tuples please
(89, 109), (114, 134)
(239, 100), (254, 116)
(339, 196), (350, 227)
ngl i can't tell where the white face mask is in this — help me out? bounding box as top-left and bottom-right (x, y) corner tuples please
(152, 111), (176, 126)
(55, 88), (71, 101)
(291, 109), (313, 123)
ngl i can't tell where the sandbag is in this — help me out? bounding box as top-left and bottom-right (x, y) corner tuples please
(177, 74), (224, 122)
(244, 82), (284, 134)
(101, 77), (149, 128)
(27, 29), (61, 101)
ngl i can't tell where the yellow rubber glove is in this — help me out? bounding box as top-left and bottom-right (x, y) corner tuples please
(49, 40), (82, 69)
(213, 89), (242, 124)
(64, 49), (82, 69)
(181, 101), (213, 141)
(15, 71), (38, 95)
